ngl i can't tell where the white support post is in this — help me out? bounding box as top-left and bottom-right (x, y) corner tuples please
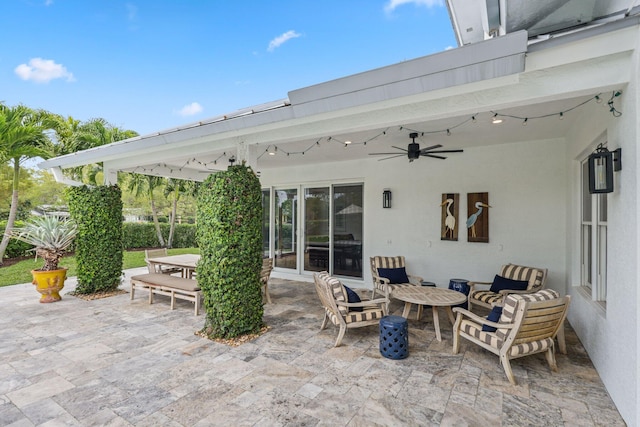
(236, 140), (257, 171)
(104, 167), (118, 185)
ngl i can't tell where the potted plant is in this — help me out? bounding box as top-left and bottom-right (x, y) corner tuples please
(10, 216), (77, 303)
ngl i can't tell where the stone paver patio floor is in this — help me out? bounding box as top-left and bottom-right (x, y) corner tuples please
(0, 268), (625, 426)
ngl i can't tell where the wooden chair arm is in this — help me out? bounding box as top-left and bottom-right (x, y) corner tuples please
(407, 274), (423, 284)
(336, 298), (388, 309)
(497, 288), (536, 296)
(452, 307), (515, 330)
(372, 275), (391, 285)
(467, 281), (491, 292)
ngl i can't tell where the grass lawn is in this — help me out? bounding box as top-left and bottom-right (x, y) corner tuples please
(0, 247), (199, 288)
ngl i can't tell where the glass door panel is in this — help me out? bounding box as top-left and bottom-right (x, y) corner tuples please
(275, 189), (298, 269)
(333, 184), (363, 278)
(304, 187), (330, 272)
(261, 189), (270, 258)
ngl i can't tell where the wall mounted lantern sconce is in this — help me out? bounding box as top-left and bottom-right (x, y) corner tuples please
(588, 144), (621, 194)
(383, 189), (392, 208)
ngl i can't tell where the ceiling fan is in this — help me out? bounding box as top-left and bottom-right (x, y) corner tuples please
(369, 132), (464, 162)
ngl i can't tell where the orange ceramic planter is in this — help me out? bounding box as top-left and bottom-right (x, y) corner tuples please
(31, 269), (67, 303)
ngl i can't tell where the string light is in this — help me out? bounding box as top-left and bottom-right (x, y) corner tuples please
(250, 92), (623, 163)
(608, 91), (622, 117)
(133, 92), (622, 172)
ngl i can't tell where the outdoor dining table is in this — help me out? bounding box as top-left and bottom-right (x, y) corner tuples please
(391, 286), (468, 342)
(147, 254), (200, 278)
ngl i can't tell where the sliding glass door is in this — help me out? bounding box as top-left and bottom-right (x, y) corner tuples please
(304, 187), (330, 272)
(264, 183), (362, 279)
(274, 189), (297, 270)
(333, 184), (363, 278)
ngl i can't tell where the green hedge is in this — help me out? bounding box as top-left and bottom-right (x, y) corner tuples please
(121, 223), (197, 249)
(3, 221), (197, 259)
(67, 185), (123, 294)
(1, 220), (35, 258)
(197, 164), (263, 339)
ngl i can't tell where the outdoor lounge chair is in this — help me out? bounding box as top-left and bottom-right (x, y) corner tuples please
(313, 271), (387, 347)
(452, 289), (570, 385)
(467, 263), (548, 311)
(467, 264), (566, 353)
(261, 258), (274, 303)
(370, 256), (423, 310)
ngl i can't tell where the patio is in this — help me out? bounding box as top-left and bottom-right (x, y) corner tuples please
(0, 270), (625, 426)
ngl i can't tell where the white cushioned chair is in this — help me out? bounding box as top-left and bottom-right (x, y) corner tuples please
(452, 289), (570, 385)
(313, 271), (387, 347)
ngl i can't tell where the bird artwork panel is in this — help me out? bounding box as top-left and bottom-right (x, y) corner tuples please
(467, 192), (490, 243)
(440, 193), (459, 241)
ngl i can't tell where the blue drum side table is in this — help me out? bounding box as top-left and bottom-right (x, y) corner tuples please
(379, 315), (409, 359)
(448, 278), (470, 310)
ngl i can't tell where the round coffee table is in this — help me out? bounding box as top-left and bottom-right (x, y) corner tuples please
(391, 286), (467, 342)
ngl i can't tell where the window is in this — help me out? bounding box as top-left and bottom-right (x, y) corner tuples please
(581, 158), (607, 303)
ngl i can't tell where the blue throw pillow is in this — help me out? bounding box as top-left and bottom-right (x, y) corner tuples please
(343, 285), (363, 312)
(377, 267), (409, 284)
(482, 306), (503, 332)
(489, 274), (529, 293)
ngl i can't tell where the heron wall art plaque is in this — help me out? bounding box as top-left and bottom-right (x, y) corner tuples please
(466, 192), (490, 243)
(440, 193), (459, 241)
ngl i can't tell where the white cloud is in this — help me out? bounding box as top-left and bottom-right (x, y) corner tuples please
(267, 30), (301, 52)
(384, 0), (444, 13)
(14, 58), (75, 83)
(126, 3), (137, 20)
(176, 102), (203, 116)
(44, 0), (54, 6)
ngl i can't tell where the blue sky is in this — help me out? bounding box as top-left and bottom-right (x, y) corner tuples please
(1, 0), (455, 136)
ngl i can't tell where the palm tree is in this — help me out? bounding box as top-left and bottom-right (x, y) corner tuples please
(126, 173), (167, 247)
(0, 104), (55, 263)
(163, 179), (200, 248)
(52, 117), (138, 185)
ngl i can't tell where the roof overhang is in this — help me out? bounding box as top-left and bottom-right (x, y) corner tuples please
(39, 14), (638, 182)
(39, 31), (528, 180)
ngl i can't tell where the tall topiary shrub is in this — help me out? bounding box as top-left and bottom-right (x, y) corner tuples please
(67, 185), (123, 294)
(197, 164), (263, 339)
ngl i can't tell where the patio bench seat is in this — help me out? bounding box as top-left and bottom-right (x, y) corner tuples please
(130, 273), (201, 315)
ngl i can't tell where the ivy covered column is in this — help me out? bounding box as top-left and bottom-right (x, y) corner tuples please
(66, 185), (123, 294)
(197, 164), (263, 339)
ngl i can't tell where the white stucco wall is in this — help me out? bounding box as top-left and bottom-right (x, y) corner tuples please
(564, 35), (639, 426)
(260, 138), (567, 293)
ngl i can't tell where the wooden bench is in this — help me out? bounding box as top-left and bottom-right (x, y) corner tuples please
(130, 273), (201, 315)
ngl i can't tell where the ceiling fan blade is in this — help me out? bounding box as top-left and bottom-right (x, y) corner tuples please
(391, 146), (408, 152)
(420, 144), (442, 151)
(377, 154), (406, 161)
(424, 154), (447, 160)
(369, 152), (403, 156)
(425, 149), (464, 154)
